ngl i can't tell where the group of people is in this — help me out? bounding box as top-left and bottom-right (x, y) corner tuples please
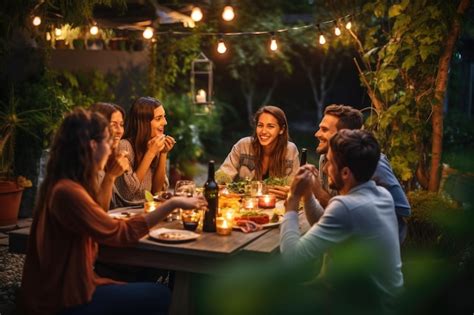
(19, 99), (410, 314)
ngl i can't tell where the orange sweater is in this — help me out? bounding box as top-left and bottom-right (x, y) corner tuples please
(20, 179), (149, 315)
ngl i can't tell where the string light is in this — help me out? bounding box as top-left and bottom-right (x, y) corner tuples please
(90, 25), (99, 35)
(143, 27), (154, 39)
(269, 33), (278, 51)
(32, 16), (41, 26)
(317, 25), (326, 45)
(55, 27), (62, 36)
(345, 17), (352, 30)
(191, 7), (203, 22)
(217, 36), (227, 54)
(222, 5), (235, 21)
(334, 21), (341, 36)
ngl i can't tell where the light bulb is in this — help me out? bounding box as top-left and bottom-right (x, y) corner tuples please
(191, 7), (203, 22)
(270, 38), (278, 51)
(345, 21), (352, 30)
(217, 39), (227, 54)
(32, 16), (41, 26)
(319, 34), (326, 45)
(222, 6), (235, 21)
(55, 28), (62, 36)
(90, 25), (99, 35)
(335, 26), (341, 36)
(46, 32), (51, 41)
(143, 27), (154, 39)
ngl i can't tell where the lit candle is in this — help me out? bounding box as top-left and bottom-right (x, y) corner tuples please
(243, 197), (257, 210)
(216, 217), (232, 235)
(144, 201), (158, 213)
(196, 89), (206, 103)
(258, 194), (276, 209)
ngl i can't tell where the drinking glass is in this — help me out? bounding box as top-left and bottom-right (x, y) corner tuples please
(169, 180), (196, 221)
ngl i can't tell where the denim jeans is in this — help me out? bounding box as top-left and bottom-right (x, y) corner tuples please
(58, 282), (171, 315)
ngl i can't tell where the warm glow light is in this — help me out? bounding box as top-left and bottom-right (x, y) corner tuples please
(90, 25), (99, 35)
(335, 26), (341, 36)
(143, 27), (154, 39)
(55, 28), (62, 36)
(270, 37), (278, 51)
(46, 32), (51, 41)
(319, 34), (326, 45)
(32, 16), (41, 26)
(222, 6), (235, 21)
(345, 21), (352, 30)
(217, 39), (227, 54)
(191, 7), (203, 22)
(196, 89), (207, 103)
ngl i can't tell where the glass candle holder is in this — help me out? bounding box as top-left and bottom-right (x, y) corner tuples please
(243, 197), (257, 210)
(216, 217), (232, 236)
(181, 210), (201, 231)
(144, 201), (159, 213)
(258, 194), (276, 209)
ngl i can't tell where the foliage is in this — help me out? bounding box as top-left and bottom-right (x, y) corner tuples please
(351, 0), (465, 187)
(163, 94), (222, 175)
(443, 110), (474, 150)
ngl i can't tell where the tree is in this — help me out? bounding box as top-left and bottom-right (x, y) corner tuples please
(346, 0), (471, 191)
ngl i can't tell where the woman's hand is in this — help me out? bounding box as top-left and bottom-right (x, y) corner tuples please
(105, 151), (130, 178)
(147, 135), (166, 156)
(172, 195), (208, 211)
(267, 185), (290, 200)
(161, 135), (176, 154)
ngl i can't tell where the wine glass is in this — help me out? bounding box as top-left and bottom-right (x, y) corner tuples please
(169, 180), (196, 221)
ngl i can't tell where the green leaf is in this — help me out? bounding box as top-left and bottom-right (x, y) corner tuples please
(402, 55), (417, 70)
(144, 190), (154, 202)
(388, 5), (403, 18)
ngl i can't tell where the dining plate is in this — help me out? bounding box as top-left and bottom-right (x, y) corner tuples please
(109, 207), (143, 219)
(233, 209), (283, 230)
(149, 228), (200, 243)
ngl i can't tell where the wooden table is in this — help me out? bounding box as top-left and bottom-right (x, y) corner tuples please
(9, 210), (310, 314)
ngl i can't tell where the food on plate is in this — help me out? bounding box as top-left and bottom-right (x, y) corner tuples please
(235, 220), (262, 233)
(158, 232), (189, 240)
(270, 213), (280, 223)
(235, 211), (270, 225)
(219, 195), (241, 212)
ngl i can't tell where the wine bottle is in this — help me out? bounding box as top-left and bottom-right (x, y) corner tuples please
(300, 148), (307, 165)
(203, 160), (218, 232)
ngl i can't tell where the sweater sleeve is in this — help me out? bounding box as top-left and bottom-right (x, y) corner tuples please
(50, 180), (149, 246)
(218, 139), (244, 181)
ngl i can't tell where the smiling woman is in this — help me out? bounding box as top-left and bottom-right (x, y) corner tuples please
(217, 105), (300, 195)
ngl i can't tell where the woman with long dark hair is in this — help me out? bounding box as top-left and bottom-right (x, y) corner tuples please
(218, 105), (299, 197)
(89, 102), (129, 210)
(20, 108), (206, 315)
(115, 97), (175, 206)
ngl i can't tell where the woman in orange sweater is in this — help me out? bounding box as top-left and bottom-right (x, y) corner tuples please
(20, 108), (206, 315)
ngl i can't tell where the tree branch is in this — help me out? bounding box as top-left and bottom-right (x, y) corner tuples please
(353, 58), (385, 112)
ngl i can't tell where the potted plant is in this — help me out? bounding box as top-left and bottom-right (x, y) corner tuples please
(0, 88), (43, 227)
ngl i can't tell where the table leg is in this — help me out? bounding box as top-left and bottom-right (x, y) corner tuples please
(169, 271), (192, 315)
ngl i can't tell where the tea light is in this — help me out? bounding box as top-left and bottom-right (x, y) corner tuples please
(243, 197), (257, 210)
(216, 217), (232, 236)
(144, 201), (159, 213)
(258, 194), (276, 209)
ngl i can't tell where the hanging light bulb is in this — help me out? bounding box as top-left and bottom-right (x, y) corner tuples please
(270, 34), (278, 51)
(317, 25), (326, 45)
(46, 32), (51, 41)
(32, 16), (41, 26)
(222, 5), (235, 21)
(55, 27), (62, 36)
(191, 6), (203, 22)
(345, 17), (352, 30)
(334, 21), (341, 36)
(143, 27), (154, 39)
(217, 37), (227, 54)
(90, 25), (99, 35)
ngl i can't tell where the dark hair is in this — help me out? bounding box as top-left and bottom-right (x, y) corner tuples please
(35, 108), (109, 216)
(329, 129), (381, 183)
(89, 102), (125, 122)
(124, 97), (162, 167)
(324, 104), (363, 130)
(251, 105), (290, 179)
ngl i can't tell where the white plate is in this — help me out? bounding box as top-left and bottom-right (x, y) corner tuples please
(149, 228), (200, 243)
(109, 207), (143, 219)
(233, 209), (283, 230)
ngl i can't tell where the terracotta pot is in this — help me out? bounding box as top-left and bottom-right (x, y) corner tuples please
(0, 181), (24, 227)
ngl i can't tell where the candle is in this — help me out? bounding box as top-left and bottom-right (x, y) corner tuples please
(243, 197), (257, 210)
(144, 201), (159, 213)
(196, 89), (206, 103)
(258, 194), (276, 209)
(216, 217), (232, 236)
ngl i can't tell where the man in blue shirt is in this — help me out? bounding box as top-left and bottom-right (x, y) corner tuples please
(312, 104), (410, 243)
(281, 129), (403, 300)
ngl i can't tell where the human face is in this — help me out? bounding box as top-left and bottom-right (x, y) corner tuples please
(256, 112), (283, 150)
(109, 111), (124, 149)
(150, 106), (167, 138)
(325, 148), (344, 191)
(315, 115), (339, 154)
(93, 129), (112, 171)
